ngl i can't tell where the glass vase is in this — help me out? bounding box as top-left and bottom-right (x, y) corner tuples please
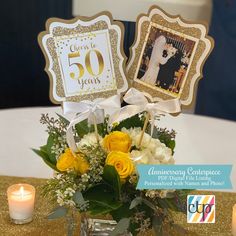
(80, 216), (132, 236)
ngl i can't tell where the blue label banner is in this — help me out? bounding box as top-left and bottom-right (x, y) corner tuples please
(136, 165), (232, 190)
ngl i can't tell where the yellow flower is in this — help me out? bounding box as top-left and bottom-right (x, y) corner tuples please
(57, 148), (89, 174)
(106, 151), (134, 180)
(103, 131), (131, 153)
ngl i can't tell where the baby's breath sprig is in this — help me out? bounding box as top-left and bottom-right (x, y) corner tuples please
(42, 171), (80, 208)
(40, 113), (68, 136)
(157, 128), (176, 140)
(40, 113), (69, 159)
(79, 145), (107, 186)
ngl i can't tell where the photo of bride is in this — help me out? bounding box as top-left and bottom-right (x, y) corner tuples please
(137, 25), (196, 95)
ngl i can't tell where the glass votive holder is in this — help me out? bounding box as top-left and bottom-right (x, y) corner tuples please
(7, 183), (35, 224)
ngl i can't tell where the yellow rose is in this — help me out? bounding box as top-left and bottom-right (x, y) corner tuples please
(57, 148), (89, 174)
(103, 131), (131, 153)
(74, 157), (90, 175)
(106, 151), (134, 180)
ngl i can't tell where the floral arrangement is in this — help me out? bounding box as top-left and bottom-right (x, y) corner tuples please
(33, 112), (190, 236)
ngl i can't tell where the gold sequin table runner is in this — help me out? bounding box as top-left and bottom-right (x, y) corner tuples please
(0, 176), (235, 236)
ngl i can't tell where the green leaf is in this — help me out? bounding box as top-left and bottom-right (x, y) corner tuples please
(175, 189), (194, 214)
(167, 140), (176, 152)
(75, 119), (90, 138)
(110, 218), (130, 236)
(156, 190), (193, 213)
(46, 135), (57, 165)
(142, 198), (158, 211)
(88, 201), (122, 215)
(110, 203), (132, 222)
(32, 148), (58, 171)
(73, 190), (86, 205)
(47, 206), (68, 220)
(40, 145), (48, 153)
(112, 113), (145, 131)
(149, 126), (176, 154)
(157, 198), (181, 212)
(96, 123), (107, 137)
(32, 148), (48, 159)
(129, 222), (139, 236)
(84, 184), (122, 215)
(103, 165), (121, 200)
(75, 118), (107, 138)
(129, 197), (142, 209)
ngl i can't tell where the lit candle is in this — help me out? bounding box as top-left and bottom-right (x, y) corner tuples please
(233, 204), (236, 236)
(7, 184), (35, 224)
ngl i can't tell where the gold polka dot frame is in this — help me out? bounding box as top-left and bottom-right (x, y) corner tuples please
(38, 12), (128, 104)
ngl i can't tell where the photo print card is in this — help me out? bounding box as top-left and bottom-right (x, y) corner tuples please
(38, 12), (128, 104)
(127, 6), (214, 108)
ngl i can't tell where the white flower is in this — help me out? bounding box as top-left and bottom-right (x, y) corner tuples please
(122, 127), (174, 165)
(153, 145), (173, 164)
(138, 133), (152, 148)
(81, 173), (90, 182)
(146, 138), (161, 151)
(64, 187), (75, 197)
(77, 133), (102, 148)
(145, 190), (159, 199)
(168, 157), (175, 164)
(131, 149), (151, 164)
(57, 198), (64, 206)
(121, 127), (142, 147)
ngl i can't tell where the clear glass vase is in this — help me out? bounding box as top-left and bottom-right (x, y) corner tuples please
(80, 217), (132, 236)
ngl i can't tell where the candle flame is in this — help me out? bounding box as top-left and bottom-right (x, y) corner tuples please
(19, 186), (24, 198)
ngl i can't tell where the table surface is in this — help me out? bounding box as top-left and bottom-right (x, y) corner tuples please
(0, 175), (235, 236)
(0, 107), (235, 192)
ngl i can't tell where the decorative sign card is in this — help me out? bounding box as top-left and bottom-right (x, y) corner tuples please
(127, 6), (214, 108)
(38, 13), (128, 104)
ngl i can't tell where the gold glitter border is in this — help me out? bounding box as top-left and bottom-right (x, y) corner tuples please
(38, 12), (127, 104)
(127, 6), (214, 109)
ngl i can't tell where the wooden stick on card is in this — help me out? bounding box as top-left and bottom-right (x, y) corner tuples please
(138, 112), (150, 148)
(92, 114), (100, 144)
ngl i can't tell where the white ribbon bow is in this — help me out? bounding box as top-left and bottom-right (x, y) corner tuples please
(64, 95), (121, 153)
(111, 88), (181, 134)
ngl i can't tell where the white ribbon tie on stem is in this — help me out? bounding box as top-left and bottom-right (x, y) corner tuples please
(64, 95), (121, 153)
(111, 88), (181, 135)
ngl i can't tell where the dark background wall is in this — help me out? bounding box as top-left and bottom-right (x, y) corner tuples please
(0, 0), (236, 121)
(0, 0), (72, 108)
(195, 0), (236, 121)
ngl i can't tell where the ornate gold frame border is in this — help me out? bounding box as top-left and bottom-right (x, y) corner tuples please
(38, 12), (128, 104)
(127, 6), (214, 109)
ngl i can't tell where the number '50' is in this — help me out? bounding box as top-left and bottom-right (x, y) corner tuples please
(68, 50), (104, 79)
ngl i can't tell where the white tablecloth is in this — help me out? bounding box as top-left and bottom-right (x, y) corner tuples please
(0, 107), (235, 192)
